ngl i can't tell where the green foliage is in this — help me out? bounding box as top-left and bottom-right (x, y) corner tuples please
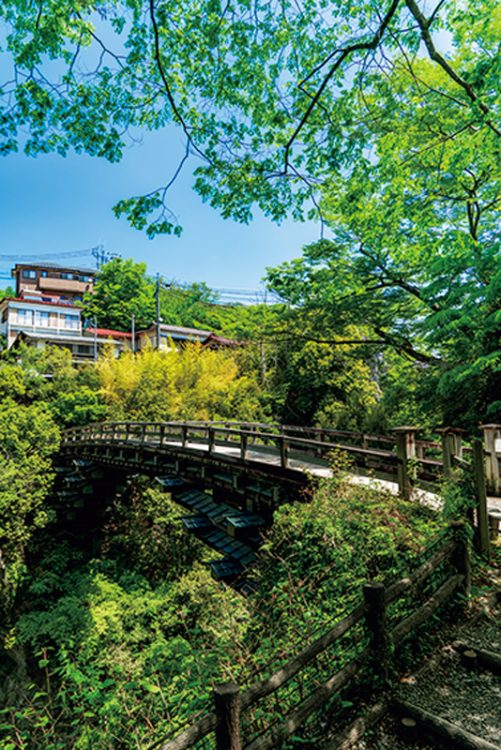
(159, 281), (222, 331)
(0, 399), (59, 619)
(251, 467), (443, 655)
(0, 285), (16, 301)
(264, 335), (380, 429)
(0, 0), (497, 236)
(48, 386), (106, 427)
(101, 484), (210, 583)
(0, 344), (106, 428)
(83, 258), (155, 331)
(97, 345), (263, 422)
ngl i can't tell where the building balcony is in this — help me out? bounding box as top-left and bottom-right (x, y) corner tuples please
(38, 277), (91, 294)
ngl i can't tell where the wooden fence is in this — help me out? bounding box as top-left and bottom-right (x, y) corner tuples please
(146, 523), (469, 750)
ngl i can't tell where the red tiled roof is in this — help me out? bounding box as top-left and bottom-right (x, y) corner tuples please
(85, 327), (132, 339)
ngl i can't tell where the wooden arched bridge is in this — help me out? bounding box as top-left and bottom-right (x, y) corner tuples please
(60, 419), (501, 503)
(59, 420), (498, 576)
(60, 419), (466, 497)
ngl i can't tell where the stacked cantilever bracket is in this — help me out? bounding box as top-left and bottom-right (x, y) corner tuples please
(155, 476), (268, 593)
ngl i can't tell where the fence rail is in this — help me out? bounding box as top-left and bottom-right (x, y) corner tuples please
(149, 524), (469, 750)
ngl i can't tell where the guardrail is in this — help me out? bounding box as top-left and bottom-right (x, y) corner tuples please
(145, 524), (469, 750)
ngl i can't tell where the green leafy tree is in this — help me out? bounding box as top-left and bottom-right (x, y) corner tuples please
(266, 55), (500, 427)
(83, 258), (155, 331)
(0, 285), (15, 301)
(0, 1), (497, 234)
(0, 344), (106, 426)
(0, 400), (60, 620)
(159, 281), (219, 329)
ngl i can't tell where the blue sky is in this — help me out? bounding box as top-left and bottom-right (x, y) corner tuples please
(0, 126), (320, 294)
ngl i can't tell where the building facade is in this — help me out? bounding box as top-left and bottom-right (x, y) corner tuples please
(0, 294), (82, 348)
(136, 323), (213, 351)
(12, 262), (95, 302)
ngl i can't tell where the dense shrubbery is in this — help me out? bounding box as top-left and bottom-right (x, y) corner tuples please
(0, 459), (443, 749)
(97, 345), (264, 423)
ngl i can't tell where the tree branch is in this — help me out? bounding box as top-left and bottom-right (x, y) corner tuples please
(149, 0), (207, 162)
(284, 0), (402, 170)
(405, 0), (501, 136)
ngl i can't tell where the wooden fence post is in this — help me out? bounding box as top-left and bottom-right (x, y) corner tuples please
(214, 682), (242, 750)
(479, 423), (501, 496)
(437, 427), (463, 479)
(363, 582), (390, 684)
(451, 521), (471, 600)
(392, 427), (418, 500)
(472, 441), (490, 561)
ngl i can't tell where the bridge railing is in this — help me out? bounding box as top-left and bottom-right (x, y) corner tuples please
(144, 523), (469, 750)
(62, 420), (402, 487)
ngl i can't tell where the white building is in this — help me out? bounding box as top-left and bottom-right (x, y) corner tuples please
(0, 292), (81, 348)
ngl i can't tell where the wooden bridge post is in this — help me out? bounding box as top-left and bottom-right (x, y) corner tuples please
(181, 425), (188, 448)
(280, 437), (289, 469)
(472, 441), (490, 561)
(479, 423), (501, 496)
(213, 682), (242, 750)
(438, 427), (463, 479)
(208, 427), (215, 454)
(240, 433), (248, 460)
(392, 426), (418, 500)
(363, 581), (390, 685)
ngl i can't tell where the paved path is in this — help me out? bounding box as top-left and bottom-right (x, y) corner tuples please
(158, 438), (442, 506)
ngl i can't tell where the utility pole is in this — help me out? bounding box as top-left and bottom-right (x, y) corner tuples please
(155, 272), (161, 350)
(93, 317), (98, 362)
(91, 245), (121, 269)
(131, 313), (135, 353)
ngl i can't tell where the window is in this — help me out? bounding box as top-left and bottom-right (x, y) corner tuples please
(17, 308), (32, 324)
(41, 271), (48, 277)
(22, 269), (37, 279)
(79, 275), (92, 283)
(63, 314), (80, 329)
(35, 311), (50, 326)
(61, 273), (74, 280)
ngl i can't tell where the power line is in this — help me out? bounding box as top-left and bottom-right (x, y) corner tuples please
(0, 246), (98, 262)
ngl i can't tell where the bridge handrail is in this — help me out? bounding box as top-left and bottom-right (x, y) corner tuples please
(61, 422), (400, 474)
(62, 419), (396, 445)
(149, 528), (468, 750)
